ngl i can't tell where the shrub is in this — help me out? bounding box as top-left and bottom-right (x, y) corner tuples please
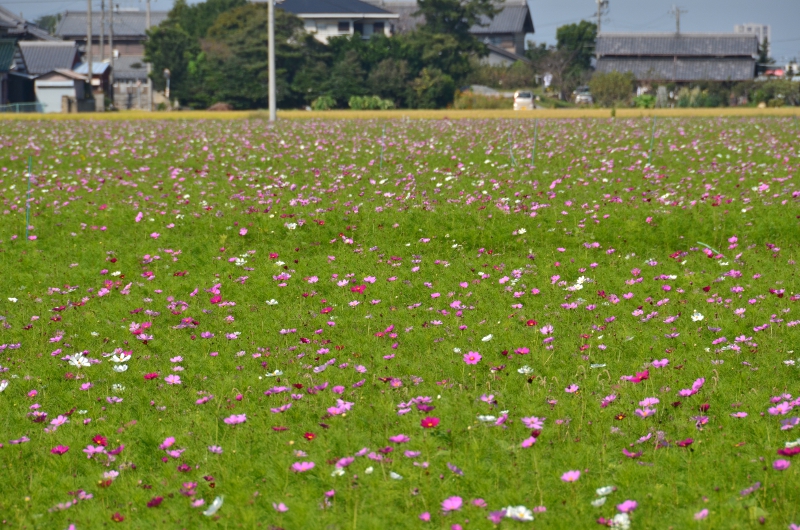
(311, 95), (336, 111)
(633, 94), (656, 109)
(348, 96), (395, 110)
(453, 91), (513, 110)
(589, 71), (635, 107)
(410, 68), (456, 109)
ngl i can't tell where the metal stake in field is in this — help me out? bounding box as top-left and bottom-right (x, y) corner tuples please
(531, 119), (538, 166)
(509, 132), (516, 167)
(647, 115), (657, 166)
(25, 156), (31, 241)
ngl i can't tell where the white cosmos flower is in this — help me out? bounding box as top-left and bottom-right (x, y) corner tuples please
(112, 365), (128, 373)
(481, 334), (493, 342)
(203, 496), (224, 516)
(364, 466), (374, 474)
(477, 415), (497, 422)
(112, 384), (125, 392)
(504, 505), (534, 521)
(265, 370), (283, 377)
(591, 497), (607, 507)
(517, 365), (534, 375)
(0, 380), (7, 392)
(266, 299), (278, 306)
(110, 354), (131, 363)
(69, 354), (91, 368)
(517, 228), (527, 234)
(7, 298), (17, 303)
(590, 363), (607, 369)
(389, 471), (403, 480)
(331, 468), (345, 477)
(90, 332), (99, 337)
(596, 486), (615, 496)
(610, 513), (631, 529)
(110, 271), (121, 276)
(691, 311), (704, 322)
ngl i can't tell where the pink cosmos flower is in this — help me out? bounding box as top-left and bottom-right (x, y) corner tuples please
(421, 417), (439, 429)
(208, 445), (223, 454)
(565, 385), (579, 393)
(463, 352), (482, 364)
(617, 500), (638, 513)
(291, 461), (315, 472)
(773, 459), (791, 471)
(388, 434), (410, 443)
(223, 414), (247, 425)
(51, 445), (69, 455)
(521, 436), (537, 448)
(335, 457), (354, 468)
(419, 512), (431, 522)
(561, 470), (580, 482)
(273, 502), (288, 512)
(159, 437), (176, 449)
(150, 232), (160, 239)
(694, 509), (709, 520)
(441, 496), (463, 512)
(165, 375), (182, 385)
(239, 228), (247, 236)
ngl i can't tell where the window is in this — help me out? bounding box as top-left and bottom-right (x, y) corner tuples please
(338, 21), (350, 33)
(304, 20), (316, 32)
(354, 22), (364, 35)
(373, 22), (384, 35)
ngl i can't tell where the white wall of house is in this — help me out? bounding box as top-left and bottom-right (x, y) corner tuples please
(301, 17), (395, 43)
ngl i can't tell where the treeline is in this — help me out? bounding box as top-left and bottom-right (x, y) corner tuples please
(144, 0), (499, 110)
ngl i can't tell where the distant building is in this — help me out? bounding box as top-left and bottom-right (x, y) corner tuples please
(55, 9), (169, 109)
(734, 23), (770, 54)
(273, 0), (399, 44)
(361, 0), (534, 65)
(0, 6), (58, 42)
(595, 33), (758, 83)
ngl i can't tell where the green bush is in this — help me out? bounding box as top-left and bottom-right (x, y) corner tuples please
(410, 68), (456, 109)
(311, 95), (336, 111)
(348, 96), (395, 110)
(589, 71), (635, 107)
(633, 94), (656, 109)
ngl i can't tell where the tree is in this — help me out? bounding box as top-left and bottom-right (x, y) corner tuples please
(34, 14), (61, 35)
(166, 0), (247, 39)
(324, 50), (367, 106)
(410, 67), (455, 108)
(144, 24), (201, 105)
(556, 20), (597, 71)
(589, 71), (635, 107)
(368, 58), (412, 107)
(533, 47), (579, 100)
(756, 37), (775, 75)
(201, 4), (303, 109)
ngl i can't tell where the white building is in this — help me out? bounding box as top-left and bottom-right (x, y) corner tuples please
(275, 0), (399, 44)
(734, 24), (771, 54)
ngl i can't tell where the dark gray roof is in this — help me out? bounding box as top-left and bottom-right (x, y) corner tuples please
(486, 43), (530, 63)
(18, 41), (79, 75)
(0, 6), (59, 41)
(277, 0), (395, 15)
(55, 10), (169, 39)
(111, 54), (149, 81)
(596, 57), (755, 82)
(597, 33), (758, 57)
(471, 5), (533, 35)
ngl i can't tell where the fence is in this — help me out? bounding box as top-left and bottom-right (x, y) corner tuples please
(0, 102), (45, 114)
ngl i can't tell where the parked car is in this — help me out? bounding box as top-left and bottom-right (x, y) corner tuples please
(513, 91), (535, 110)
(573, 86), (593, 105)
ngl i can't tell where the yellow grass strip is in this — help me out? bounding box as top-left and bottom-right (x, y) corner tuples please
(1, 107), (799, 121)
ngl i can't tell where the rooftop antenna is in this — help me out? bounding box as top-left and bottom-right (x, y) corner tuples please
(670, 5), (687, 34)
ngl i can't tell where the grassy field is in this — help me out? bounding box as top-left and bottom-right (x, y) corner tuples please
(0, 116), (798, 529)
(1, 107), (800, 121)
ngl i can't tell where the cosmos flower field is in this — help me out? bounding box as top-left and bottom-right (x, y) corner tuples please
(0, 116), (799, 529)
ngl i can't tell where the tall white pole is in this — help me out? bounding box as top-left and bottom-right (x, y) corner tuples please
(146, 0), (152, 111)
(268, 0), (276, 122)
(86, 0), (93, 85)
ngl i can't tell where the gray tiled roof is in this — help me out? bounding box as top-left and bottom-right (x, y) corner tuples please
(111, 55), (149, 81)
(18, 41), (79, 75)
(596, 57), (755, 82)
(276, 0), (395, 15)
(471, 5), (533, 35)
(0, 5), (59, 41)
(597, 33), (758, 57)
(55, 10), (169, 39)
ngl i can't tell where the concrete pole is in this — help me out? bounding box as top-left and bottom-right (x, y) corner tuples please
(86, 0), (92, 84)
(268, 0), (276, 122)
(100, 0), (104, 63)
(146, 0), (152, 111)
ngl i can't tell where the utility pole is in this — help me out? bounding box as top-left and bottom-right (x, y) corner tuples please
(595, 0), (608, 35)
(268, 0), (276, 122)
(100, 0), (104, 63)
(86, 0), (92, 84)
(109, 4), (115, 95)
(146, 0), (152, 111)
(670, 5), (687, 34)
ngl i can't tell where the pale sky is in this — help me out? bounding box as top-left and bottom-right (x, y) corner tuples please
(9, 0), (800, 62)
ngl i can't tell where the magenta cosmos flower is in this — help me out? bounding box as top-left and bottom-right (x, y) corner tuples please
(421, 417), (440, 429)
(223, 414), (246, 425)
(291, 461), (315, 472)
(617, 500), (638, 513)
(463, 352), (482, 364)
(441, 496), (463, 512)
(561, 470), (581, 482)
(773, 459), (791, 471)
(50, 445), (69, 455)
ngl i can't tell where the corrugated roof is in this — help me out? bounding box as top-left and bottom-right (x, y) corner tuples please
(55, 10), (169, 39)
(485, 42), (530, 63)
(0, 38), (15, 71)
(74, 61), (111, 75)
(471, 5), (533, 35)
(111, 55), (148, 81)
(18, 41), (79, 75)
(596, 57), (755, 82)
(597, 33), (758, 57)
(274, 0), (395, 15)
